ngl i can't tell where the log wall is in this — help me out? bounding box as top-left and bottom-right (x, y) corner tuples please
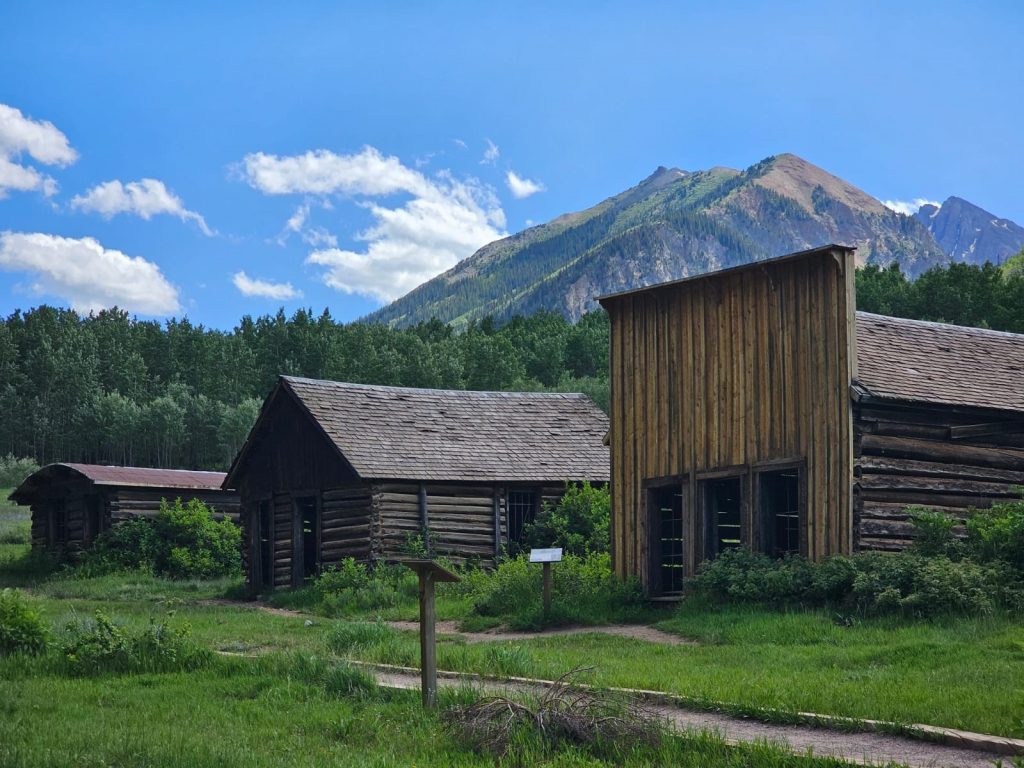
(601, 246), (857, 590)
(854, 401), (1024, 551)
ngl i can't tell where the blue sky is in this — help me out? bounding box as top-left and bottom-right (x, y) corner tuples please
(0, 1), (1021, 328)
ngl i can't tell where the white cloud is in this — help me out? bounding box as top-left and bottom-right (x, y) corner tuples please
(506, 170), (545, 199)
(481, 139), (500, 165)
(71, 178), (213, 235)
(0, 103), (77, 198)
(453, 138), (468, 149)
(279, 200), (337, 248)
(232, 271), (302, 300)
(0, 231), (180, 315)
(241, 146), (507, 302)
(882, 198), (941, 217)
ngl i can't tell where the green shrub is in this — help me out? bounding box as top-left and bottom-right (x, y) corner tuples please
(308, 559), (418, 616)
(0, 454), (39, 487)
(966, 499), (1024, 570)
(0, 589), (48, 655)
(80, 497), (240, 579)
(58, 610), (212, 675)
(687, 547), (1021, 618)
(471, 551), (644, 629)
(908, 508), (962, 558)
(519, 483), (610, 556)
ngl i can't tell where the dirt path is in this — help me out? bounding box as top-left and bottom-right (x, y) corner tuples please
(197, 599), (694, 645)
(370, 665), (1011, 768)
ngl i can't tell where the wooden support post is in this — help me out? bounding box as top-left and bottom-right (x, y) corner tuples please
(418, 569), (437, 708)
(542, 561), (552, 620)
(418, 483), (429, 554)
(399, 559), (460, 709)
(492, 487), (501, 556)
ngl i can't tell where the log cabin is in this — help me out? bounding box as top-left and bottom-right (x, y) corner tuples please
(9, 463), (240, 554)
(224, 376), (610, 592)
(598, 244), (1024, 597)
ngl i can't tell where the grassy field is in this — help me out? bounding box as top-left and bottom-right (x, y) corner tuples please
(2, 511), (1023, 765)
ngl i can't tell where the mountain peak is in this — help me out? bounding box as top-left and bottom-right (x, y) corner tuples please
(752, 153), (888, 215)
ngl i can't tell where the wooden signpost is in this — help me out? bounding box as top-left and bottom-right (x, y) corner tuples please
(398, 559), (460, 708)
(529, 547), (563, 620)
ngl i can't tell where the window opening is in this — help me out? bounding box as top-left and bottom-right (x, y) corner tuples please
(705, 478), (742, 556)
(760, 470), (800, 557)
(507, 490), (537, 543)
(650, 486), (685, 594)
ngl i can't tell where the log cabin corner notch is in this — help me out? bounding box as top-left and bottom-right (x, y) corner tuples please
(9, 463), (240, 555)
(599, 243), (1024, 598)
(224, 376), (610, 593)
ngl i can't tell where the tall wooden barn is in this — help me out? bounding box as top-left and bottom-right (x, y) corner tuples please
(225, 376), (610, 592)
(598, 244), (1024, 597)
(10, 464), (240, 554)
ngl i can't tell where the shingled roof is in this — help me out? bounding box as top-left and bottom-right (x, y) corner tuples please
(10, 463), (228, 504)
(275, 376), (610, 483)
(856, 312), (1024, 414)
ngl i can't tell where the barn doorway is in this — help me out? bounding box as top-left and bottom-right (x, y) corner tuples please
(293, 496), (320, 582)
(703, 477), (742, 557)
(648, 485), (685, 596)
(759, 469), (801, 557)
(85, 494), (102, 544)
(258, 499), (274, 588)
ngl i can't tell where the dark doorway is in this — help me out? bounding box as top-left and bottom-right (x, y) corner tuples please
(704, 478), (742, 557)
(258, 499), (274, 588)
(760, 470), (801, 557)
(296, 497), (319, 580)
(649, 485), (685, 595)
(85, 494), (102, 544)
(50, 499), (67, 548)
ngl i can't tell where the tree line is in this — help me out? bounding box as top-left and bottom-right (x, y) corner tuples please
(2, 257), (1022, 473)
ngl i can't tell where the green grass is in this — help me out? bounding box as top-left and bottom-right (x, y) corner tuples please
(0, 488), (30, 545)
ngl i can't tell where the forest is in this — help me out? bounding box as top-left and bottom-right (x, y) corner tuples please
(1, 257), (1022, 472)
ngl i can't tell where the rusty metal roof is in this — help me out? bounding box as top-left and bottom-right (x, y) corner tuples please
(258, 377), (611, 483)
(9, 463), (229, 504)
(856, 312), (1024, 414)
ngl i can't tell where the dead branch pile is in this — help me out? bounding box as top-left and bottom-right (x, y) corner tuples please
(443, 668), (664, 758)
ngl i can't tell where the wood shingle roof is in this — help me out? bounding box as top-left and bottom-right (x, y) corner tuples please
(280, 376), (610, 483)
(856, 312), (1024, 414)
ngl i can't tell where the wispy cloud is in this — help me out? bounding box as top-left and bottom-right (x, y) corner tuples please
(480, 139), (500, 165)
(71, 178), (213, 235)
(0, 231), (180, 315)
(0, 103), (77, 198)
(240, 146), (507, 302)
(279, 200), (337, 247)
(882, 198), (941, 217)
(232, 271), (302, 300)
(505, 170), (545, 199)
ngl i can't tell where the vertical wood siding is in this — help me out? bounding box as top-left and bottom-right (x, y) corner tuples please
(603, 248), (856, 587)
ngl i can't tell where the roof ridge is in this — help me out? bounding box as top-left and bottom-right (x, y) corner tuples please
(59, 462), (226, 476)
(281, 375), (590, 398)
(856, 311), (1024, 341)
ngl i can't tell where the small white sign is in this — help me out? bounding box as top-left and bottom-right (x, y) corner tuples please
(529, 547), (563, 563)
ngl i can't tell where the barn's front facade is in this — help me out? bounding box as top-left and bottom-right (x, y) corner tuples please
(599, 244), (1024, 597)
(10, 464), (240, 554)
(225, 376), (609, 592)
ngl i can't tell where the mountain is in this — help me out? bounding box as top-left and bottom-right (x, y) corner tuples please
(915, 196), (1024, 266)
(366, 154), (952, 327)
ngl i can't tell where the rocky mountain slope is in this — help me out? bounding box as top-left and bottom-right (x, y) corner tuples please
(365, 154), (954, 327)
(915, 196), (1024, 265)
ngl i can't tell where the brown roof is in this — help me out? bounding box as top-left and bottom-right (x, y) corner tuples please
(274, 376), (610, 483)
(9, 463), (229, 504)
(856, 312), (1024, 414)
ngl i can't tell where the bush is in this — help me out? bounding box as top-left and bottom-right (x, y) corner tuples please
(966, 499), (1024, 570)
(471, 551), (644, 629)
(0, 454), (39, 488)
(305, 559), (417, 616)
(0, 589), (48, 655)
(908, 507), (963, 558)
(686, 547), (1022, 618)
(518, 482), (610, 557)
(81, 497), (241, 579)
(58, 610), (211, 675)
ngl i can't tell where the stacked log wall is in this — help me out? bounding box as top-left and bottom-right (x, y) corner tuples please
(854, 402), (1024, 551)
(320, 485), (374, 566)
(272, 492), (293, 587)
(108, 489), (240, 523)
